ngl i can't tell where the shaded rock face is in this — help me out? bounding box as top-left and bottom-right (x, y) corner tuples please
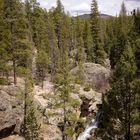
(71, 63), (111, 93)
(77, 85), (102, 120)
(80, 98), (91, 117)
(0, 86), (24, 139)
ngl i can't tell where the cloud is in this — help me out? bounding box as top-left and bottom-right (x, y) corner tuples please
(38, 0), (140, 16)
(69, 2), (91, 15)
(38, 0), (56, 8)
(125, 0), (140, 1)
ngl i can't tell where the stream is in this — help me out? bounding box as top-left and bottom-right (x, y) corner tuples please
(77, 108), (103, 140)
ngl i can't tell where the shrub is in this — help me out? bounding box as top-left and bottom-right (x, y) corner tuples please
(0, 78), (8, 85)
(83, 85), (91, 92)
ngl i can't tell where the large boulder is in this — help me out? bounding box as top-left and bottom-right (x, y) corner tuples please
(1, 135), (24, 140)
(34, 83), (102, 125)
(0, 86), (24, 138)
(73, 85), (102, 118)
(41, 125), (62, 140)
(71, 63), (111, 93)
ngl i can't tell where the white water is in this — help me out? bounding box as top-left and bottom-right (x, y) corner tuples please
(77, 119), (98, 140)
(77, 110), (102, 140)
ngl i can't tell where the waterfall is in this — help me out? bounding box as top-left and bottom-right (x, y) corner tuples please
(77, 109), (103, 140)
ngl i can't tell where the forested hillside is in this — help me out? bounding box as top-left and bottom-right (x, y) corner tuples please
(0, 0), (139, 140)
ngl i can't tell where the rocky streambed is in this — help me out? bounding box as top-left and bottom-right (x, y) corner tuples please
(0, 63), (110, 140)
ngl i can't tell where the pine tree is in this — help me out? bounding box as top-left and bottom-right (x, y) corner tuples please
(22, 70), (40, 140)
(36, 50), (50, 88)
(52, 15), (80, 140)
(108, 16), (121, 69)
(25, 0), (52, 85)
(101, 41), (137, 140)
(28, 4), (51, 85)
(83, 20), (93, 62)
(110, 2), (132, 69)
(68, 18), (76, 52)
(99, 19), (109, 56)
(3, 0), (18, 84)
(31, 4), (50, 51)
(131, 79), (140, 139)
(90, 0), (106, 65)
(46, 13), (59, 81)
(133, 9), (140, 36)
(53, 0), (65, 49)
(3, 0), (33, 84)
(48, 0), (66, 83)
(120, 2), (127, 16)
(75, 17), (85, 85)
(119, 2), (129, 50)
(0, 0), (11, 83)
(132, 9), (140, 75)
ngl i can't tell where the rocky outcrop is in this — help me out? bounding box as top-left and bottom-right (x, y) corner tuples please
(41, 125), (62, 140)
(0, 86), (24, 138)
(34, 82), (103, 140)
(1, 135), (24, 140)
(71, 63), (111, 93)
(0, 63), (110, 139)
(77, 85), (102, 117)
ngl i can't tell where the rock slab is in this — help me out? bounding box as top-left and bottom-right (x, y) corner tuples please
(0, 86), (24, 138)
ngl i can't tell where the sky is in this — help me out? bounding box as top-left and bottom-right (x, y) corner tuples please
(38, 0), (140, 16)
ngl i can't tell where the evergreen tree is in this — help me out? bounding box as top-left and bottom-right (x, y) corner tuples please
(101, 42), (137, 140)
(29, 5), (51, 85)
(53, 15), (80, 140)
(131, 79), (140, 139)
(133, 9), (140, 75)
(75, 17), (85, 85)
(0, 0), (11, 82)
(83, 20), (93, 62)
(99, 19), (109, 56)
(31, 4), (49, 51)
(108, 16), (121, 69)
(110, 2), (132, 69)
(133, 9), (140, 36)
(120, 2), (127, 16)
(25, 0), (52, 85)
(119, 2), (130, 50)
(53, 0), (65, 49)
(22, 70), (40, 140)
(46, 13), (59, 81)
(3, 0), (33, 84)
(36, 50), (50, 88)
(90, 0), (106, 65)
(48, 0), (66, 83)
(68, 18), (76, 52)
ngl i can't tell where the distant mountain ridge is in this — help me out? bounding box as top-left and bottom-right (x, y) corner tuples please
(76, 13), (112, 19)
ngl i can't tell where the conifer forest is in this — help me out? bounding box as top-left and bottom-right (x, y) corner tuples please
(0, 0), (140, 140)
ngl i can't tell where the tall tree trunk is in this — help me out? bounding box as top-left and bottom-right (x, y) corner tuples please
(62, 101), (67, 140)
(127, 89), (131, 140)
(50, 35), (56, 82)
(41, 70), (44, 89)
(13, 58), (17, 85)
(125, 81), (131, 140)
(23, 78), (27, 137)
(10, 22), (17, 85)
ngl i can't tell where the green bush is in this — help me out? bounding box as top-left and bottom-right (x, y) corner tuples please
(75, 77), (82, 85)
(0, 78), (8, 85)
(17, 66), (27, 76)
(83, 85), (91, 92)
(40, 93), (48, 99)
